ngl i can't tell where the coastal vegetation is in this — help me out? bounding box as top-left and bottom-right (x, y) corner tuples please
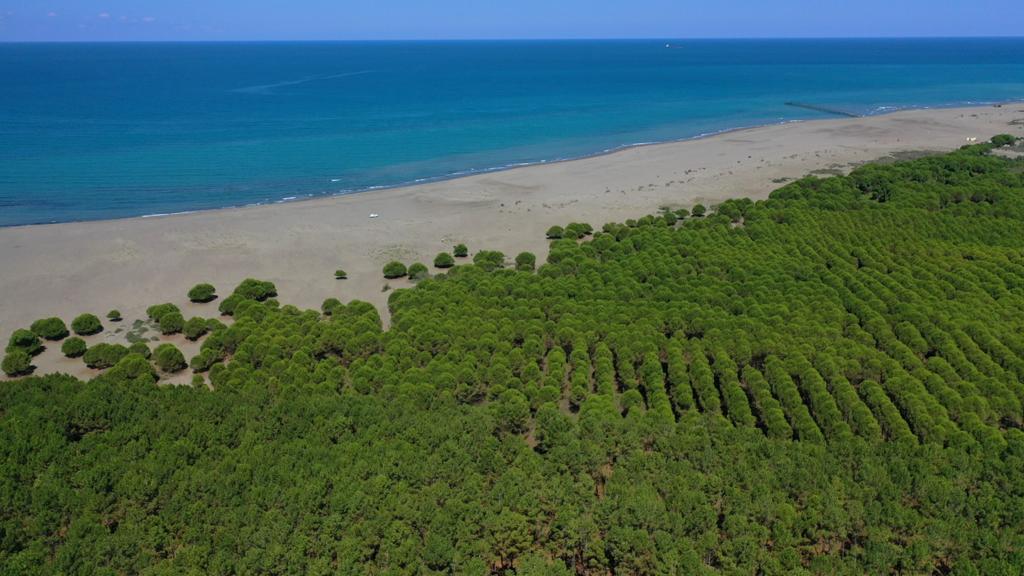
(434, 252), (456, 268)
(2, 137), (1024, 573)
(454, 243), (469, 257)
(158, 311), (185, 335)
(187, 282), (217, 303)
(6, 329), (42, 356)
(60, 337), (87, 358)
(153, 343), (187, 373)
(408, 262), (429, 280)
(1, 350), (32, 377)
(81, 343), (128, 369)
(70, 313), (102, 336)
(29, 317), (68, 341)
(383, 260), (408, 278)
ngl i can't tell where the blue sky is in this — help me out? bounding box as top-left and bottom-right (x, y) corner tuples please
(1, 0), (1021, 41)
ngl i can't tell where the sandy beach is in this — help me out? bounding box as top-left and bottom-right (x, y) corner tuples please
(2, 105), (1023, 380)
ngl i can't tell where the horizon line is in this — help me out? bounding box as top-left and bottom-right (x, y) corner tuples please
(3, 35), (1024, 44)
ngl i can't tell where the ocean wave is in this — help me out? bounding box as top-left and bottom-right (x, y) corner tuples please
(233, 71), (373, 95)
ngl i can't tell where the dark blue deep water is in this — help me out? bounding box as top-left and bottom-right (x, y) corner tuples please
(1, 39), (1023, 226)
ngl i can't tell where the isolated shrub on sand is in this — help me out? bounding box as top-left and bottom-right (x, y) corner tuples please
(473, 251), (505, 272)
(83, 343), (129, 369)
(146, 303), (180, 323)
(61, 337), (88, 358)
(183, 317), (209, 341)
(188, 283), (217, 303)
(154, 343), (187, 373)
(675, 208), (690, 220)
(7, 329), (43, 356)
(408, 262), (429, 280)
(691, 203), (707, 217)
(334, 269), (348, 280)
(159, 312), (185, 335)
(515, 252), (537, 272)
(545, 226), (564, 239)
(107, 310), (122, 322)
(30, 317), (69, 341)
(434, 252), (455, 268)
(453, 244), (469, 258)
(383, 261), (408, 279)
(2, 350), (33, 377)
(71, 314), (103, 336)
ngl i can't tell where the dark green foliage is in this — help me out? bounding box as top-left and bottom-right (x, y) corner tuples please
(1, 350), (32, 376)
(493, 389), (530, 433)
(546, 225), (564, 239)
(453, 243), (468, 257)
(433, 252), (455, 268)
(382, 261), (407, 279)
(158, 311), (185, 335)
(61, 337), (87, 358)
(128, 341), (151, 359)
(100, 353), (158, 386)
(7, 329), (43, 356)
(321, 297), (343, 316)
(187, 282), (217, 303)
(218, 293), (243, 316)
(70, 313), (102, 336)
(991, 133), (1017, 147)
(30, 317), (68, 341)
(472, 250), (505, 272)
(691, 203), (707, 217)
(146, 302), (180, 323)
(334, 269), (348, 279)
(189, 349), (221, 373)
(153, 343), (186, 373)
(106, 309), (122, 322)
(82, 343), (128, 369)
(408, 262), (429, 280)
(3, 146), (1024, 573)
(515, 251), (536, 272)
(232, 278), (277, 301)
(219, 278), (278, 316)
(565, 222), (593, 237)
(183, 317), (209, 341)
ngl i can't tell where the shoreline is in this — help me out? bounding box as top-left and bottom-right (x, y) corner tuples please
(2, 103), (1023, 382)
(6, 100), (1021, 230)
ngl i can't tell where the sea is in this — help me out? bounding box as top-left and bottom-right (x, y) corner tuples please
(1, 38), (1023, 226)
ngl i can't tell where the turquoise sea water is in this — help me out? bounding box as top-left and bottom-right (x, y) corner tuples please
(1, 38), (1023, 226)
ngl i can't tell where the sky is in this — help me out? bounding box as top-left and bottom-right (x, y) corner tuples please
(0, 0), (1022, 42)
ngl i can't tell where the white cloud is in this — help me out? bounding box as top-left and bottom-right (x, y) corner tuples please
(47, 11), (58, 17)
(142, 16), (157, 23)
(98, 12), (110, 19)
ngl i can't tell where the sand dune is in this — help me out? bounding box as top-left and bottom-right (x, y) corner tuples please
(2, 105), (1023, 381)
